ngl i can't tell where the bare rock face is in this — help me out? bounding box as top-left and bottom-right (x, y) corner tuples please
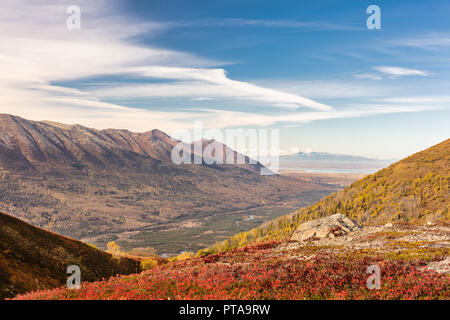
(291, 213), (362, 242)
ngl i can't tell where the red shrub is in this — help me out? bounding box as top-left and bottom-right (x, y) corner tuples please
(13, 242), (449, 300)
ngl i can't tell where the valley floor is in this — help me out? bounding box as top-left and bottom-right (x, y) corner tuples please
(82, 172), (361, 256)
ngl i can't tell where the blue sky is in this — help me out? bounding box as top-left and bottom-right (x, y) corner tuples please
(0, 0), (449, 158)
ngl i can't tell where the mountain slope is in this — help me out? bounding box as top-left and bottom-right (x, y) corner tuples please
(0, 114), (262, 176)
(0, 114), (333, 249)
(299, 139), (449, 224)
(0, 211), (140, 299)
(199, 139), (449, 253)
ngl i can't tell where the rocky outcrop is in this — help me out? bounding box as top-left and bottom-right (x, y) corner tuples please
(291, 213), (362, 242)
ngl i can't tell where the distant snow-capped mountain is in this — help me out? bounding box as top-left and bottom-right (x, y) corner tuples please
(280, 152), (390, 163)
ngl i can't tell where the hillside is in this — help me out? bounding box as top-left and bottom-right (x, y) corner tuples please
(199, 139), (449, 254)
(297, 139), (449, 224)
(0, 113), (334, 251)
(0, 212), (140, 299)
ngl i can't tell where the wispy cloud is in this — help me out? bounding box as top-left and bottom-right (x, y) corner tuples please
(0, 0), (333, 127)
(373, 66), (429, 78)
(353, 73), (384, 81)
(254, 80), (386, 99)
(195, 104), (447, 129)
(192, 97), (213, 101)
(172, 18), (360, 31)
(381, 95), (450, 105)
(390, 33), (450, 49)
(89, 74), (332, 111)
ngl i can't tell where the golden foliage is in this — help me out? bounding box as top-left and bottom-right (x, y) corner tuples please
(140, 258), (159, 271)
(169, 251), (195, 262)
(106, 241), (122, 256)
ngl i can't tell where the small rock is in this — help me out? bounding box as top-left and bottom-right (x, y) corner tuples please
(424, 256), (450, 274)
(385, 223), (393, 228)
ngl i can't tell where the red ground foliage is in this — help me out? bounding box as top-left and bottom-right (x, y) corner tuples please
(13, 242), (449, 300)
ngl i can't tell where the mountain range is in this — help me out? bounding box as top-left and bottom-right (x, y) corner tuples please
(0, 114), (333, 248)
(280, 151), (391, 163)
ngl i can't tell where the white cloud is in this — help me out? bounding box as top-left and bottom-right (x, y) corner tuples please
(353, 73), (384, 80)
(373, 66), (429, 78)
(192, 97), (213, 101)
(184, 104), (447, 130)
(254, 79), (386, 99)
(380, 95), (450, 106)
(391, 34), (450, 48)
(90, 77), (332, 110)
(172, 18), (359, 31)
